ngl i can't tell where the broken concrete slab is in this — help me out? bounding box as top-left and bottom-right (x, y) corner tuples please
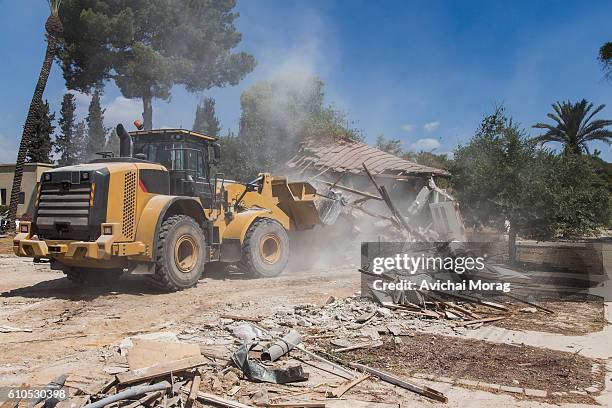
(499, 385), (524, 394)
(524, 388), (547, 398)
(127, 339), (201, 370)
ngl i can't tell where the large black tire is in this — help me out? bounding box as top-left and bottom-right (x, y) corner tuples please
(64, 268), (122, 286)
(151, 215), (206, 291)
(239, 218), (289, 278)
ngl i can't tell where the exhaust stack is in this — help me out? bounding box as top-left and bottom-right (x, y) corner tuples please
(116, 124), (132, 158)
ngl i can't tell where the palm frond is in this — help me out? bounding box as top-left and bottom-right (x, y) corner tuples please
(46, 0), (62, 16)
(582, 130), (612, 144)
(532, 123), (556, 130)
(580, 119), (612, 137)
(581, 103), (606, 128)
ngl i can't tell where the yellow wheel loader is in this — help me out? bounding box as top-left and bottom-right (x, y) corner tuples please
(13, 125), (326, 291)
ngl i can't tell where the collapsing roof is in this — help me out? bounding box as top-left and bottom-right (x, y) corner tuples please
(286, 138), (450, 178)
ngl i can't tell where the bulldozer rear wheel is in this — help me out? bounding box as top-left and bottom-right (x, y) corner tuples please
(152, 215), (205, 291)
(239, 218), (289, 278)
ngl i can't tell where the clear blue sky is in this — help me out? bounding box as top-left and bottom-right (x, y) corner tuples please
(0, 0), (610, 162)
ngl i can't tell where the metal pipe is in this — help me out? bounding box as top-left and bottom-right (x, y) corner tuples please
(83, 381), (170, 408)
(116, 124), (132, 158)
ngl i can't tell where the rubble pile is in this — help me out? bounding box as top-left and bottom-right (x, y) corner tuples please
(13, 291), (555, 408)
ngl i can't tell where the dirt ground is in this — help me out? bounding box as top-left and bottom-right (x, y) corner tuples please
(324, 333), (603, 403)
(0, 253), (610, 407)
(0, 235), (13, 255)
(492, 299), (607, 335)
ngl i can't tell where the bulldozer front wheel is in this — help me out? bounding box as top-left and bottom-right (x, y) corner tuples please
(152, 215), (205, 291)
(239, 218), (289, 278)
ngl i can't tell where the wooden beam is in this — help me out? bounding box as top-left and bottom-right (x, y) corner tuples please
(454, 316), (507, 327)
(349, 363), (447, 403)
(196, 392), (254, 408)
(116, 356), (207, 385)
(328, 374), (371, 398)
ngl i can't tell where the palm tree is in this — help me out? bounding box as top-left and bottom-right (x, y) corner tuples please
(532, 99), (612, 155)
(599, 42), (612, 80)
(7, 1), (63, 230)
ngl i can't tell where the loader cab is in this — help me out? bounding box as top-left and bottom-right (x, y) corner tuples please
(130, 129), (220, 205)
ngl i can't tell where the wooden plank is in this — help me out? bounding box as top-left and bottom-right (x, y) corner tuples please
(333, 341), (382, 353)
(502, 293), (555, 314)
(434, 290), (508, 311)
(0, 325), (32, 333)
(122, 391), (162, 408)
(316, 180), (383, 201)
(220, 314), (262, 322)
(186, 373), (201, 408)
(116, 356), (207, 385)
(454, 316), (507, 327)
(349, 363), (447, 403)
(328, 374), (371, 398)
(196, 392), (254, 408)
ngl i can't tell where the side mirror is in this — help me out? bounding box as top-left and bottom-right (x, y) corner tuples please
(211, 143), (221, 165)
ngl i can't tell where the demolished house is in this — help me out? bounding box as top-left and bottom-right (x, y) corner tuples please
(285, 137), (465, 242)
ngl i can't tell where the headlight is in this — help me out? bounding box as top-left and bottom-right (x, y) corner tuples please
(42, 173), (51, 182)
(81, 171), (90, 181)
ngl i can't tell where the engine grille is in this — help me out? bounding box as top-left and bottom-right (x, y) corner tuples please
(36, 182), (92, 240)
(122, 171), (137, 240)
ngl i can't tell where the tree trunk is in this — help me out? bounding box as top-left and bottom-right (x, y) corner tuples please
(7, 35), (57, 231)
(142, 94), (153, 130)
(508, 223), (517, 263)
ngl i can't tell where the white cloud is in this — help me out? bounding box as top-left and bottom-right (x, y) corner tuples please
(410, 138), (441, 152)
(104, 97), (145, 128)
(401, 123), (415, 132)
(423, 121), (440, 132)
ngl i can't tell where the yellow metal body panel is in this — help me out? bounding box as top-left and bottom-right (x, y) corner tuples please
(133, 195), (183, 259)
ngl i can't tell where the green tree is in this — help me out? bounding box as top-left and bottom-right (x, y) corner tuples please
(8, 0), (63, 229)
(85, 89), (107, 160)
(452, 107), (554, 261)
(599, 42), (612, 80)
(73, 121), (87, 163)
(375, 135), (402, 155)
(105, 128), (120, 157)
(532, 99), (612, 154)
(26, 100), (55, 164)
(548, 154), (611, 237)
(236, 76), (359, 180)
(58, 0), (256, 130)
(56, 92), (77, 165)
(404, 151), (453, 171)
(193, 97), (221, 137)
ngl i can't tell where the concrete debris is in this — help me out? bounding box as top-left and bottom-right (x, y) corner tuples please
(232, 324), (264, 343)
(119, 332), (179, 356)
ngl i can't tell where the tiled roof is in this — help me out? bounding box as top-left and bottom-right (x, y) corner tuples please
(286, 138), (449, 177)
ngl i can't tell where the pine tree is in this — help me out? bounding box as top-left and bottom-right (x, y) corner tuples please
(193, 97), (221, 137)
(56, 93), (77, 165)
(85, 89), (107, 160)
(73, 121), (88, 163)
(26, 100), (54, 163)
(105, 128), (121, 157)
